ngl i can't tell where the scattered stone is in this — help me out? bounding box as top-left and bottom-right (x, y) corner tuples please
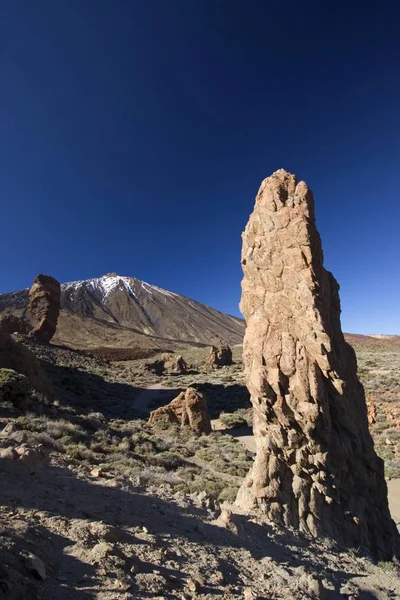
(206, 344), (233, 367)
(90, 467), (102, 478)
(0, 422), (17, 437)
(185, 577), (200, 593)
(17, 447), (43, 471)
(9, 430), (29, 444)
(0, 447), (18, 460)
(299, 573), (324, 597)
(149, 387), (211, 433)
(25, 554), (46, 580)
(237, 168), (399, 559)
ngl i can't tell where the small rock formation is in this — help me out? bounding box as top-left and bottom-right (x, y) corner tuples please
(366, 394), (377, 425)
(0, 334), (54, 398)
(144, 353), (188, 376)
(162, 353), (188, 373)
(237, 169), (399, 559)
(143, 358), (165, 376)
(28, 274), (61, 342)
(0, 274), (61, 342)
(148, 387), (211, 433)
(206, 344), (233, 367)
(0, 314), (31, 336)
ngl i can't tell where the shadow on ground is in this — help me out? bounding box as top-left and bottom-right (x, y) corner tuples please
(0, 458), (389, 599)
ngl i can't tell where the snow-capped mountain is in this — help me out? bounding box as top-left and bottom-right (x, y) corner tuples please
(0, 274), (244, 350)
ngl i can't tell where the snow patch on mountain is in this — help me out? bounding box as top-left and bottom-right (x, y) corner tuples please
(62, 274), (179, 302)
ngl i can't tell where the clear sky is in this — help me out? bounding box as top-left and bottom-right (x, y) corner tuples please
(1, 1), (399, 334)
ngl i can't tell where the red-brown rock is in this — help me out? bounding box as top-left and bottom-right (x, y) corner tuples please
(206, 345), (233, 367)
(237, 169), (399, 559)
(28, 275), (61, 342)
(148, 387), (211, 433)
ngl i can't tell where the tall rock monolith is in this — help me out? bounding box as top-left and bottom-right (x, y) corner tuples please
(28, 275), (61, 342)
(237, 169), (399, 559)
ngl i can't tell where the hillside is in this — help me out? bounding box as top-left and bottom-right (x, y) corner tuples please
(0, 274), (244, 350)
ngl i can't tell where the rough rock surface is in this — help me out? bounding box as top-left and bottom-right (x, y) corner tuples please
(162, 353), (188, 374)
(0, 314), (30, 336)
(148, 387), (211, 433)
(28, 274), (61, 342)
(0, 334), (54, 398)
(237, 169), (399, 559)
(206, 344), (233, 367)
(144, 354), (188, 376)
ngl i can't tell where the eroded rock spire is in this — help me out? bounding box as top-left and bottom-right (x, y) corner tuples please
(237, 169), (399, 558)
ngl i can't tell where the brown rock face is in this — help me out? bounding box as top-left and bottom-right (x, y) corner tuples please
(148, 387), (211, 433)
(0, 314), (30, 336)
(206, 345), (233, 367)
(162, 354), (188, 374)
(144, 354), (188, 376)
(28, 275), (61, 342)
(0, 334), (54, 398)
(237, 169), (399, 559)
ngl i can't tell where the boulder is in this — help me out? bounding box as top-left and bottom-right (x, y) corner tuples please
(0, 334), (54, 398)
(0, 314), (30, 336)
(148, 387), (211, 433)
(0, 274), (61, 343)
(237, 169), (399, 559)
(143, 353), (188, 375)
(162, 354), (188, 374)
(206, 345), (233, 367)
(28, 275), (61, 342)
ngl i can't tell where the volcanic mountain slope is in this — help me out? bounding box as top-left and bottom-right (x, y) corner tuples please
(0, 274), (244, 350)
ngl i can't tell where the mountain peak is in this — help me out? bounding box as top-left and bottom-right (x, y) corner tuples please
(0, 275), (244, 350)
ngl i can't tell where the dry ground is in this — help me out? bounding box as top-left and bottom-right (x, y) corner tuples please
(0, 337), (399, 598)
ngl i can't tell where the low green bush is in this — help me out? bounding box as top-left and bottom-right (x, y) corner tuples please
(0, 369), (31, 407)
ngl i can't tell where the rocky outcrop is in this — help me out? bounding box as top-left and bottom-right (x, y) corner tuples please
(28, 275), (61, 342)
(144, 354), (188, 376)
(0, 334), (54, 398)
(0, 275), (61, 343)
(0, 314), (30, 335)
(162, 354), (188, 373)
(148, 387), (211, 433)
(206, 345), (233, 368)
(237, 169), (399, 559)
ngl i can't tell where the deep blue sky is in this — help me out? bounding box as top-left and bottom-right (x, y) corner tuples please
(1, 1), (399, 333)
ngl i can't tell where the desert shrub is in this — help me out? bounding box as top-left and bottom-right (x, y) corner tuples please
(30, 431), (65, 452)
(65, 443), (96, 462)
(376, 445), (394, 461)
(117, 437), (132, 452)
(196, 447), (215, 462)
(218, 486), (239, 503)
(220, 412), (248, 429)
(0, 369), (31, 407)
(150, 451), (186, 470)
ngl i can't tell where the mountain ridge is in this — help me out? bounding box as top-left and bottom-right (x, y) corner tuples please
(0, 273), (244, 350)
